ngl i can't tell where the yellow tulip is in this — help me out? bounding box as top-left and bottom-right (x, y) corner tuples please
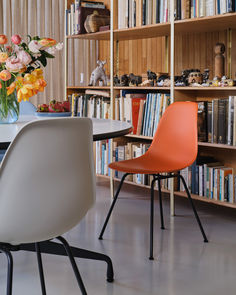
(17, 84), (35, 102)
(32, 68), (43, 79)
(7, 82), (16, 95)
(34, 78), (47, 92)
(24, 73), (37, 84)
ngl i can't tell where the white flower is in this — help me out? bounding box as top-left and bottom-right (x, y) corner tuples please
(46, 46), (56, 55)
(28, 40), (42, 53)
(17, 50), (32, 65)
(55, 42), (63, 50)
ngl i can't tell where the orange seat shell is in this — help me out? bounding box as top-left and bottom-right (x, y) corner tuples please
(109, 101), (198, 174)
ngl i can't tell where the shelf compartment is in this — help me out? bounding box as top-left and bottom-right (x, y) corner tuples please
(113, 22), (170, 40)
(66, 30), (110, 40)
(114, 86), (170, 90)
(174, 191), (236, 209)
(67, 86), (110, 90)
(175, 13), (236, 34)
(175, 87), (236, 91)
(198, 142), (236, 150)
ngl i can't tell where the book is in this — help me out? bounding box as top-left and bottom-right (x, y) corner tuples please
(130, 94), (147, 134)
(212, 99), (218, 143)
(217, 99), (227, 144)
(197, 101), (208, 142)
(137, 99), (146, 135)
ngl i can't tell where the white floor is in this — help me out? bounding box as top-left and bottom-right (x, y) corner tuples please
(0, 177), (236, 295)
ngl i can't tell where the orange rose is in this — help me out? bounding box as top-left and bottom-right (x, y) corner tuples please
(0, 70), (11, 81)
(0, 52), (8, 63)
(0, 35), (8, 45)
(39, 38), (56, 47)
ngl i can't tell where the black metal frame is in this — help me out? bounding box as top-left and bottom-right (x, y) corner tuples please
(0, 236), (114, 295)
(99, 172), (208, 260)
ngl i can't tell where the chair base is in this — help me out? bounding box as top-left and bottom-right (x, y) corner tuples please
(99, 172), (208, 260)
(0, 237), (114, 295)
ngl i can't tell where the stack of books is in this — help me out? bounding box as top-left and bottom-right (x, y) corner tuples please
(179, 158), (235, 203)
(68, 93), (111, 119)
(115, 92), (171, 137)
(197, 97), (236, 146)
(118, 0), (170, 29)
(175, 0), (236, 20)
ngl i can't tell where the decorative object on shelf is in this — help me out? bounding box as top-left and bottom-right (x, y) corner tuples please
(211, 76), (221, 86)
(99, 25), (110, 32)
(129, 73), (142, 86)
(140, 79), (152, 87)
(147, 70), (157, 86)
(113, 75), (120, 86)
(84, 10), (110, 33)
(214, 42), (225, 78)
(0, 34), (62, 124)
(188, 70), (202, 85)
(202, 69), (210, 84)
(120, 74), (130, 86)
(89, 60), (108, 86)
(156, 74), (170, 86)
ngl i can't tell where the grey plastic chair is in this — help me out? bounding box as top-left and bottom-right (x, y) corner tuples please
(0, 117), (113, 295)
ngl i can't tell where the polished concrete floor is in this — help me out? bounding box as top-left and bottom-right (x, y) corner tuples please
(1, 177), (236, 294)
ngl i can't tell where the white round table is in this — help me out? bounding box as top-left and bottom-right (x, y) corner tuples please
(0, 115), (132, 146)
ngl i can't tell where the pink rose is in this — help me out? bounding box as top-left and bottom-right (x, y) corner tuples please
(11, 34), (21, 45)
(17, 50), (32, 65)
(5, 56), (25, 72)
(28, 40), (42, 53)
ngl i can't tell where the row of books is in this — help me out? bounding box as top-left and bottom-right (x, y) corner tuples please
(68, 93), (111, 119)
(95, 140), (171, 190)
(176, 0), (235, 20)
(115, 92), (171, 137)
(65, 1), (109, 35)
(197, 97), (236, 146)
(118, 0), (170, 29)
(179, 159), (236, 203)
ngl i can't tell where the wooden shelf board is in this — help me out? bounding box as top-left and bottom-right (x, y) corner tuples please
(198, 142), (236, 150)
(67, 86), (110, 90)
(174, 191), (236, 209)
(125, 134), (153, 140)
(66, 31), (110, 40)
(175, 13), (236, 34)
(174, 87), (236, 91)
(97, 174), (170, 194)
(114, 86), (170, 90)
(114, 22), (170, 40)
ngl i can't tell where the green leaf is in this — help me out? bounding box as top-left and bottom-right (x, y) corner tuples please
(32, 36), (40, 41)
(27, 35), (32, 42)
(40, 50), (55, 59)
(38, 55), (47, 67)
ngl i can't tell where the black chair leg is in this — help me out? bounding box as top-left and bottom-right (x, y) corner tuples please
(179, 175), (208, 243)
(0, 248), (13, 295)
(56, 236), (87, 295)
(149, 178), (155, 260)
(157, 177), (165, 230)
(35, 243), (46, 295)
(99, 173), (129, 240)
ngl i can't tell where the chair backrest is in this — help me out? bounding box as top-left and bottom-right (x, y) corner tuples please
(19, 101), (37, 115)
(0, 118), (95, 245)
(147, 101), (198, 169)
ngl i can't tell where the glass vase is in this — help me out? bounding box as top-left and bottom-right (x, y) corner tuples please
(0, 84), (19, 124)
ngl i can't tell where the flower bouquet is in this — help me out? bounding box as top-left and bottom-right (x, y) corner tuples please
(0, 34), (63, 123)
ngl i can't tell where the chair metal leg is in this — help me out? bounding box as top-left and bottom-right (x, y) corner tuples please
(149, 178), (155, 260)
(179, 175), (208, 243)
(35, 243), (46, 295)
(0, 248), (13, 295)
(157, 177), (165, 230)
(99, 173), (129, 240)
(56, 236), (87, 295)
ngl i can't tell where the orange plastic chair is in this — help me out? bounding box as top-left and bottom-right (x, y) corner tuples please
(99, 101), (208, 259)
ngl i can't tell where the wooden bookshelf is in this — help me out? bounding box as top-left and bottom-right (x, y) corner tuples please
(65, 1), (236, 211)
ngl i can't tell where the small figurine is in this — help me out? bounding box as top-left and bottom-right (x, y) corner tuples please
(202, 69), (209, 84)
(89, 60), (108, 86)
(113, 75), (120, 86)
(141, 80), (152, 87)
(147, 70), (157, 86)
(120, 74), (129, 86)
(188, 70), (202, 85)
(129, 73), (142, 86)
(214, 42), (225, 78)
(212, 76), (220, 86)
